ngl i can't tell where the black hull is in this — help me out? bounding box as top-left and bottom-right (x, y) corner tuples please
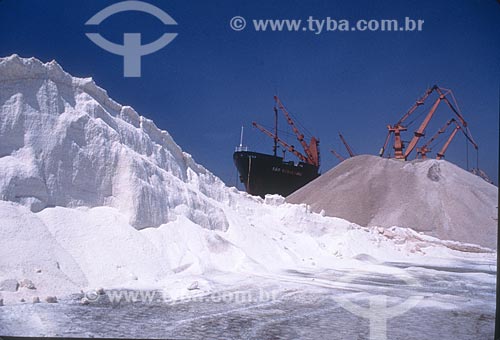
(233, 151), (320, 198)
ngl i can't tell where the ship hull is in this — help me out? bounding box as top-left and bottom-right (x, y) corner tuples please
(233, 151), (320, 198)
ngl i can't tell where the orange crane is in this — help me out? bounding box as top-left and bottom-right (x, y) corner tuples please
(330, 133), (354, 163)
(436, 124), (463, 160)
(339, 132), (355, 157)
(435, 120), (478, 160)
(379, 85), (437, 158)
(380, 85), (477, 160)
(252, 121), (310, 163)
(416, 118), (457, 159)
(330, 149), (345, 162)
(252, 96), (320, 167)
(274, 96), (320, 167)
(416, 118), (478, 159)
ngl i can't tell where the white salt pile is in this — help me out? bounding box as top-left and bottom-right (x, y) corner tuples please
(287, 155), (498, 249)
(0, 54), (229, 230)
(0, 55), (495, 305)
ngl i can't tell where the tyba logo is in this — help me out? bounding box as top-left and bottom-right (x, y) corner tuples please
(85, 1), (178, 77)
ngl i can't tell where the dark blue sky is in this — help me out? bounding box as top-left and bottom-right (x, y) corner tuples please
(1, 0), (499, 185)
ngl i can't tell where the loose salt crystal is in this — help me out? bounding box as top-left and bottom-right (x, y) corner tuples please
(187, 281), (199, 290)
(45, 296), (58, 303)
(20, 279), (36, 290)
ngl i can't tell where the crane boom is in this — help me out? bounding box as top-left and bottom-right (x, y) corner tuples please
(379, 130), (392, 157)
(339, 132), (355, 157)
(435, 87), (479, 148)
(417, 118), (456, 159)
(252, 122), (309, 163)
(417, 117), (478, 160)
(435, 87), (467, 126)
(396, 85), (438, 126)
(274, 96), (320, 167)
(382, 85), (477, 160)
(436, 126), (460, 160)
(330, 149), (345, 162)
(403, 95), (443, 159)
(381, 85), (438, 158)
(435, 119), (478, 159)
(404, 87), (480, 159)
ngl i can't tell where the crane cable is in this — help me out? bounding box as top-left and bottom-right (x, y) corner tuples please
(465, 137), (469, 170)
(476, 147), (479, 170)
(405, 106), (428, 127)
(286, 107), (314, 139)
(428, 133), (447, 150)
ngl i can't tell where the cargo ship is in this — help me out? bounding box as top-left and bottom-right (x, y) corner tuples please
(233, 96), (320, 197)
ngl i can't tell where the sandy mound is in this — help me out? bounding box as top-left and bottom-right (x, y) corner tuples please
(287, 155), (498, 249)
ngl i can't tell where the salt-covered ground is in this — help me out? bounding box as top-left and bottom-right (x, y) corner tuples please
(0, 55), (497, 338)
(0, 263), (495, 339)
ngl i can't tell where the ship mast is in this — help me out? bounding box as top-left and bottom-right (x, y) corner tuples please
(252, 122), (309, 163)
(273, 106), (278, 157)
(252, 96), (320, 167)
(275, 96), (320, 167)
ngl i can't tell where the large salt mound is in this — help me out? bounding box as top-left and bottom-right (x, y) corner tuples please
(287, 155), (498, 249)
(0, 54), (229, 230)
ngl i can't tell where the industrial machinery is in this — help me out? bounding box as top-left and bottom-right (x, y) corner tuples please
(251, 96), (320, 167)
(416, 118), (478, 160)
(380, 85), (478, 163)
(330, 132), (355, 162)
(233, 96), (320, 197)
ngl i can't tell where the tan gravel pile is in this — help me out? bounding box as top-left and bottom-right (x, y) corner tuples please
(287, 155), (498, 249)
